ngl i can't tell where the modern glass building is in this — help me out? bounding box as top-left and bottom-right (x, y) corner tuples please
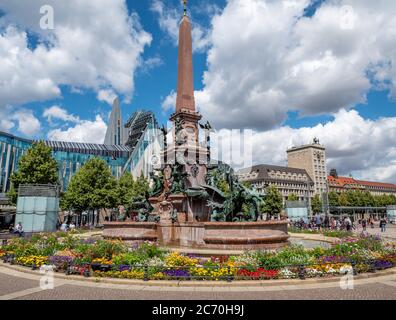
(0, 104), (162, 194)
(44, 140), (131, 190)
(0, 131), (32, 193)
(0, 130), (132, 192)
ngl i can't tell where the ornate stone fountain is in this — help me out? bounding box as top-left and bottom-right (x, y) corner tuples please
(103, 2), (289, 250)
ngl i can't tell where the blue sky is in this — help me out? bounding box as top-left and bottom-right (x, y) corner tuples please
(18, 0), (393, 134)
(19, 0), (225, 136)
(0, 0), (396, 182)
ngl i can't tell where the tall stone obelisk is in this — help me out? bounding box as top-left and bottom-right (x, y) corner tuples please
(166, 0), (209, 187)
(170, 1), (202, 145)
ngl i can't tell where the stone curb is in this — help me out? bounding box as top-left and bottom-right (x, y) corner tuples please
(1, 261), (395, 288)
(288, 233), (339, 244)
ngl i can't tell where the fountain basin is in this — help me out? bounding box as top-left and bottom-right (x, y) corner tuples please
(103, 220), (289, 250)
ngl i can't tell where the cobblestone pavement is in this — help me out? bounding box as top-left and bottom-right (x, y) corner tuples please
(1, 266), (396, 300)
(353, 223), (396, 241)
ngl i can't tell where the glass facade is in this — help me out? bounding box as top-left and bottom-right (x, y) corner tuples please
(0, 131), (131, 192)
(0, 132), (32, 193)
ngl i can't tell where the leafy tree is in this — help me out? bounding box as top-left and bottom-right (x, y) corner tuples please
(328, 191), (339, 207)
(311, 194), (323, 214)
(361, 191), (375, 207)
(132, 172), (150, 200)
(389, 195), (396, 206)
(261, 185), (283, 219)
(288, 193), (298, 201)
(61, 158), (117, 217)
(338, 192), (350, 207)
(346, 190), (365, 207)
(8, 141), (59, 204)
(116, 172), (135, 206)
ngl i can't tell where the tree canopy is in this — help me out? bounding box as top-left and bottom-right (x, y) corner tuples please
(327, 190), (396, 207)
(61, 158), (117, 212)
(261, 185), (283, 218)
(311, 194), (323, 214)
(116, 172), (135, 207)
(8, 141), (59, 204)
(288, 193), (298, 201)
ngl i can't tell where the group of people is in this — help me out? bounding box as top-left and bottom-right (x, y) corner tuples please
(58, 221), (76, 232)
(293, 214), (389, 233)
(296, 215), (354, 231)
(360, 217), (387, 233)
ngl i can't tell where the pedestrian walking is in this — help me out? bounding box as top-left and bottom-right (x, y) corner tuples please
(315, 214), (322, 231)
(361, 218), (367, 231)
(379, 217), (387, 233)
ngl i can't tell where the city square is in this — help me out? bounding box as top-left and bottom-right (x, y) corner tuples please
(0, 0), (396, 305)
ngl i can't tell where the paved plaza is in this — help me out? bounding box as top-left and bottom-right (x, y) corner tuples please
(353, 223), (396, 241)
(0, 263), (395, 300)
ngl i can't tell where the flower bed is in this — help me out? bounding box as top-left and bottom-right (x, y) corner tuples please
(1, 232), (395, 281)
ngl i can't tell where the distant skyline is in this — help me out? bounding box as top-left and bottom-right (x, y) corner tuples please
(0, 0), (396, 182)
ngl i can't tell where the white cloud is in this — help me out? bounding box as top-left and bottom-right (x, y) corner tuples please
(43, 105), (79, 123)
(97, 89), (117, 106)
(196, 0), (396, 130)
(47, 115), (107, 144)
(150, 0), (211, 52)
(213, 109), (396, 182)
(0, 0), (152, 107)
(161, 90), (177, 112)
(141, 56), (163, 72)
(11, 109), (41, 136)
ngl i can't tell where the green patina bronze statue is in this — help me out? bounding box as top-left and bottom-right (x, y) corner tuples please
(170, 163), (189, 194)
(149, 171), (164, 197)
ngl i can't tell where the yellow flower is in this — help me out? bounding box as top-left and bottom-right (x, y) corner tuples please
(92, 258), (112, 265)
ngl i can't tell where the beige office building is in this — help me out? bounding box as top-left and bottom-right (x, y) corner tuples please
(236, 164), (314, 204)
(287, 139), (328, 196)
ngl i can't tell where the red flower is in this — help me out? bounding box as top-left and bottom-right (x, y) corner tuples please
(237, 268), (278, 279)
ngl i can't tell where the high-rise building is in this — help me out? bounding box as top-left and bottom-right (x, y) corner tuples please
(287, 139), (328, 196)
(104, 98), (126, 145)
(124, 110), (158, 150)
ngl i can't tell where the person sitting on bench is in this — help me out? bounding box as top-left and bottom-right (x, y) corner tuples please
(13, 222), (25, 237)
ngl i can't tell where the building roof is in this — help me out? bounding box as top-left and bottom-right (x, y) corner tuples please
(328, 175), (396, 190)
(43, 140), (131, 158)
(287, 142), (325, 152)
(356, 180), (396, 189)
(237, 164), (314, 184)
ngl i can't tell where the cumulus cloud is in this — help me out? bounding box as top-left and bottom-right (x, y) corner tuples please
(211, 109), (396, 182)
(0, 0), (152, 107)
(11, 109), (41, 136)
(97, 89), (117, 106)
(47, 115), (107, 144)
(161, 90), (177, 112)
(195, 0), (396, 130)
(150, 0), (211, 52)
(43, 105), (79, 123)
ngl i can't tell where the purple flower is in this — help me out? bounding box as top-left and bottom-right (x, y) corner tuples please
(118, 265), (131, 272)
(320, 256), (348, 263)
(49, 255), (73, 270)
(374, 260), (393, 269)
(164, 269), (190, 277)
